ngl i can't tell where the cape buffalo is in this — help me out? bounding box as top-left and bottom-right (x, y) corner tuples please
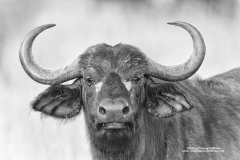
(19, 21), (240, 160)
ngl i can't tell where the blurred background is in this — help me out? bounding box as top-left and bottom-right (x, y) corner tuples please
(0, 0), (239, 159)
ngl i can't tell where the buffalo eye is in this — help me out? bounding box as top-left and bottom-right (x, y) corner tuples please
(85, 77), (95, 86)
(131, 77), (141, 83)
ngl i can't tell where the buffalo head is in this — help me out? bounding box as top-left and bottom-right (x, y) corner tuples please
(19, 21), (205, 155)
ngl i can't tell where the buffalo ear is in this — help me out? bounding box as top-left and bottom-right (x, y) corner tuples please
(32, 80), (82, 119)
(146, 82), (193, 118)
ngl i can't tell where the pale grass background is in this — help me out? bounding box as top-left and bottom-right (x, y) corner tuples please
(0, 0), (239, 160)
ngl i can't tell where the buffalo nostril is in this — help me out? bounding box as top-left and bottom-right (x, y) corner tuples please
(99, 106), (106, 115)
(122, 106), (130, 114)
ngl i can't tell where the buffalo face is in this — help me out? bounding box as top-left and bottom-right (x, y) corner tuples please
(80, 44), (147, 153)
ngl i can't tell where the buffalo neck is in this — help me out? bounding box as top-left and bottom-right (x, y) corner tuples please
(89, 110), (168, 160)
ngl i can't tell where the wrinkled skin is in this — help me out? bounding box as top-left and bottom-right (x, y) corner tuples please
(31, 44), (240, 160)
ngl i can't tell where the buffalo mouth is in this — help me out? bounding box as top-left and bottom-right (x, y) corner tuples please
(96, 122), (134, 131)
(94, 121), (135, 153)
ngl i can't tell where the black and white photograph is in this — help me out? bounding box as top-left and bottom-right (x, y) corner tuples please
(0, 0), (240, 160)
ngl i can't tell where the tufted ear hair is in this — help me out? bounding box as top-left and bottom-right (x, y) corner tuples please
(145, 81), (193, 118)
(31, 79), (82, 119)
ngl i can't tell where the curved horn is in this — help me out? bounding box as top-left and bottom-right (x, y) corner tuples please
(146, 21), (206, 81)
(19, 24), (82, 85)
